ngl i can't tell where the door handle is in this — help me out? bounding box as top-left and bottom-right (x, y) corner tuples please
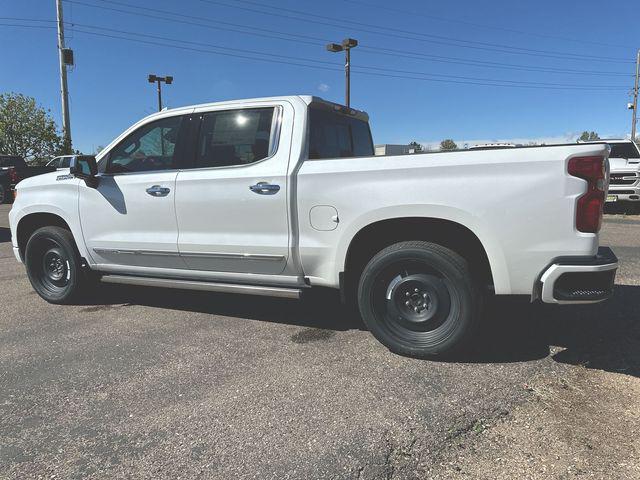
(146, 185), (171, 197)
(249, 182), (280, 195)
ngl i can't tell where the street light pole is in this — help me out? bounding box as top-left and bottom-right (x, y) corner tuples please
(345, 46), (351, 108)
(148, 74), (174, 111)
(631, 49), (640, 141)
(326, 38), (358, 108)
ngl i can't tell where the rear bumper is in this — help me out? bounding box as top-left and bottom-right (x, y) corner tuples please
(538, 247), (617, 304)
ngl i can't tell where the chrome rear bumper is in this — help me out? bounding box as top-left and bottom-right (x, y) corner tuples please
(538, 247), (617, 304)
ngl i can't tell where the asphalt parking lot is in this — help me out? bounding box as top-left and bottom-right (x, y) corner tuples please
(1, 202), (639, 479)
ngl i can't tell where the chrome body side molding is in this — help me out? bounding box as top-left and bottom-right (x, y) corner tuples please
(179, 251), (285, 261)
(94, 248), (284, 262)
(93, 248), (180, 257)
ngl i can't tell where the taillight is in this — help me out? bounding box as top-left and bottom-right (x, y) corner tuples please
(568, 156), (606, 233)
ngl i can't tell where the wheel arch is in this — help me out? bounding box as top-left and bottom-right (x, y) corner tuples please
(340, 214), (509, 300)
(16, 211), (82, 261)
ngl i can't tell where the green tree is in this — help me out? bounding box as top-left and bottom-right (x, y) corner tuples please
(578, 131), (600, 142)
(0, 92), (66, 160)
(440, 139), (458, 151)
(408, 141), (423, 152)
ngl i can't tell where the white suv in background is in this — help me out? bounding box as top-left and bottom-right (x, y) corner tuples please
(580, 139), (640, 207)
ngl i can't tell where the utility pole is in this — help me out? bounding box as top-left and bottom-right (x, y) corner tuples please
(326, 38), (358, 108)
(631, 49), (640, 141)
(56, 0), (72, 152)
(148, 74), (173, 111)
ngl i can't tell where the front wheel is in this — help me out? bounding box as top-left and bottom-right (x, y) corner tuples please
(25, 226), (90, 304)
(357, 241), (482, 358)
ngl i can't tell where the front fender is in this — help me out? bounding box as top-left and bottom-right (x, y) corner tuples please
(10, 179), (88, 260)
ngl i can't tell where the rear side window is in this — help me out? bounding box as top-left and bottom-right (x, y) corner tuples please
(308, 108), (374, 159)
(108, 116), (183, 173)
(609, 143), (640, 159)
(196, 108), (275, 168)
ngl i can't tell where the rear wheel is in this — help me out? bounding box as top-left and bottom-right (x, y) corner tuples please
(357, 241), (481, 358)
(25, 226), (89, 304)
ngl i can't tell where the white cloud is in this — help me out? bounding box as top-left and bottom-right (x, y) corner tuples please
(317, 83), (330, 93)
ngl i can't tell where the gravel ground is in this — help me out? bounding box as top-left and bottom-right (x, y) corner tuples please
(0, 203), (638, 479)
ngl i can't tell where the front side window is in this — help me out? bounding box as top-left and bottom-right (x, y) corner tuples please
(107, 116), (183, 173)
(196, 108), (275, 168)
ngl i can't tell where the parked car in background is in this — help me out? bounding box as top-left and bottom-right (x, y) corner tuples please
(46, 155), (75, 170)
(578, 139), (640, 209)
(0, 155), (56, 203)
(468, 143), (519, 150)
(8, 96), (618, 358)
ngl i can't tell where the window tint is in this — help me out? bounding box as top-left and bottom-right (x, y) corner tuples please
(308, 107), (374, 159)
(609, 143), (640, 159)
(59, 157), (71, 168)
(108, 116), (183, 173)
(196, 108), (275, 168)
(0, 156), (26, 168)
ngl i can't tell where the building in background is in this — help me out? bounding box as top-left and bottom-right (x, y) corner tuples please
(375, 144), (421, 156)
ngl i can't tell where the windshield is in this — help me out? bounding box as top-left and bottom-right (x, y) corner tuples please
(59, 157), (72, 168)
(609, 143), (640, 159)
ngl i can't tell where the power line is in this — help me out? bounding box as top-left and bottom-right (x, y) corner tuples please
(0, 16), (628, 90)
(55, 21), (626, 89)
(196, 0), (634, 63)
(63, 0), (325, 47)
(0, 22), (55, 29)
(59, 24), (626, 91)
(340, 0), (633, 50)
(58, 1), (634, 76)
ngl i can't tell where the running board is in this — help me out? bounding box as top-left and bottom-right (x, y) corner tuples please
(100, 275), (303, 299)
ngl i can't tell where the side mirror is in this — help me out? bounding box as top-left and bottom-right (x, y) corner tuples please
(69, 155), (99, 187)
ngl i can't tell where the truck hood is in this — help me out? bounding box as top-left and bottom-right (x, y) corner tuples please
(15, 170), (74, 189)
(609, 157), (640, 172)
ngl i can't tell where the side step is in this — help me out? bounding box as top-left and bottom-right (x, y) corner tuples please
(100, 274), (303, 299)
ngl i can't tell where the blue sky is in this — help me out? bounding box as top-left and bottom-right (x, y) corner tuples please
(1, 0), (638, 153)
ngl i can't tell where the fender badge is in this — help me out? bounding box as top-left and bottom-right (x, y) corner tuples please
(56, 174), (74, 181)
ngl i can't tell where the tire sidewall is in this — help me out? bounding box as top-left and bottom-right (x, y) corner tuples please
(25, 226), (82, 304)
(358, 244), (478, 358)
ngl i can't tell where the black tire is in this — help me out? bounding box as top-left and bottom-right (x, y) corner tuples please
(357, 241), (482, 358)
(0, 185), (6, 204)
(25, 226), (90, 304)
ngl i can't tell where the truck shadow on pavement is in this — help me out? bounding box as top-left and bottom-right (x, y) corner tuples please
(472, 285), (640, 378)
(91, 282), (640, 377)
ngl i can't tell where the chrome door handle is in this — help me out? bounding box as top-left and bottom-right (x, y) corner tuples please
(146, 185), (171, 197)
(249, 182), (280, 195)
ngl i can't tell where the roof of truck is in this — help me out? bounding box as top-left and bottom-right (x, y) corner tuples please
(157, 95), (369, 121)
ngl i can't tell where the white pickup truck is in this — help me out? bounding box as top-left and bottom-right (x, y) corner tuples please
(8, 95), (618, 358)
(588, 139), (640, 206)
